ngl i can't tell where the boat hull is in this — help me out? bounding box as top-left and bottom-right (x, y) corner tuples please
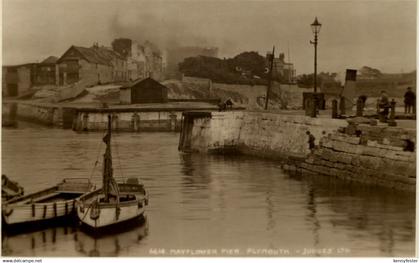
(2, 199), (77, 225)
(2, 178), (92, 226)
(77, 198), (147, 229)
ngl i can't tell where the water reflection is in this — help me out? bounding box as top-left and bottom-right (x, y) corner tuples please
(2, 223), (78, 256)
(1, 125), (416, 257)
(289, 174), (416, 256)
(75, 219), (148, 257)
(2, 218), (148, 257)
(305, 183), (321, 251)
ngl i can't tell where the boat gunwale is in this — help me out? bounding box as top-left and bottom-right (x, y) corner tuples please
(3, 179), (93, 208)
(3, 186), (59, 205)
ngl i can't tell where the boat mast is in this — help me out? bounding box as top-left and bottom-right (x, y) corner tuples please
(102, 114), (113, 202)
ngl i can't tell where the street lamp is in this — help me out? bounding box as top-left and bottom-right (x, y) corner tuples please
(310, 17), (322, 93)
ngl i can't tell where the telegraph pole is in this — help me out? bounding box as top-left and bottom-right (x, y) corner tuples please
(265, 46), (275, 110)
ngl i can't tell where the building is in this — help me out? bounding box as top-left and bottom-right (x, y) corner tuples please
(120, 77), (168, 104)
(166, 46), (218, 79)
(268, 53), (296, 83)
(2, 63), (37, 97)
(94, 45), (128, 82)
(143, 41), (164, 81)
(35, 56), (58, 86)
(56, 44), (127, 87)
(112, 38), (163, 81)
(112, 38), (146, 81)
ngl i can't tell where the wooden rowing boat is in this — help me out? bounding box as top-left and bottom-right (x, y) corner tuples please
(2, 178), (93, 226)
(77, 115), (148, 230)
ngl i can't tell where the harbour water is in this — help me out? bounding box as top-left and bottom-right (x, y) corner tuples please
(1, 122), (416, 257)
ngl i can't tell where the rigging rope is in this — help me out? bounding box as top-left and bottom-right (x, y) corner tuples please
(88, 129), (108, 182)
(111, 132), (125, 181)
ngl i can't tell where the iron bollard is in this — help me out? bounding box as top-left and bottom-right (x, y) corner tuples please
(332, 99), (338, 118)
(339, 96), (346, 116)
(388, 99), (397, 126)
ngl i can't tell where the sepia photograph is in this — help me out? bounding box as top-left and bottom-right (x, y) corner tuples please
(1, 0), (417, 260)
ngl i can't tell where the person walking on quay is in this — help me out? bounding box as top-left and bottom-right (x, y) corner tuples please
(306, 131), (315, 152)
(378, 90), (390, 122)
(404, 87), (416, 114)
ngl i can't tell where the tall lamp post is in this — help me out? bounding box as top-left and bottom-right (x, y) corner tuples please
(310, 17), (322, 93)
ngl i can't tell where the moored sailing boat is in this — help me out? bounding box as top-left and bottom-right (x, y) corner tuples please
(76, 115), (148, 229)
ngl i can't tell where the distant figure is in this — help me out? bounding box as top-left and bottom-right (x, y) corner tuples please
(218, 101), (227, 112)
(306, 131), (315, 151)
(225, 99), (234, 110)
(378, 91), (390, 121)
(359, 95), (367, 108)
(404, 87), (416, 114)
(403, 139), (415, 152)
(218, 98), (234, 112)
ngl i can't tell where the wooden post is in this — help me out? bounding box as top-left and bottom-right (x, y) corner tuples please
(132, 112), (140, 132)
(43, 205), (47, 219)
(332, 99), (338, 118)
(82, 113), (89, 131)
(265, 46), (275, 110)
(169, 113), (177, 131)
(53, 202), (57, 217)
(32, 203), (35, 217)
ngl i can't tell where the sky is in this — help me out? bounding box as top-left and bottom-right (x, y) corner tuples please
(2, 0), (417, 74)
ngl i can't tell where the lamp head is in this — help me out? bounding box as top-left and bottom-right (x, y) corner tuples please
(311, 17), (322, 35)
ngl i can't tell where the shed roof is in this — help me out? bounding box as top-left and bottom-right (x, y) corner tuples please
(121, 77), (168, 90)
(41, 56), (58, 64)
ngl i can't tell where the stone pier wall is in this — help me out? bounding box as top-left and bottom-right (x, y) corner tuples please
(3, 102), (62, 126)
(295, 125), (416, 191)
(180, 111), (416, 191)
(184, 111), (347, 159)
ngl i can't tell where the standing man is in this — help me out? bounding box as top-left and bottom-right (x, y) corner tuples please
(306, 131), (316, 152)
(404, 87), (416, 114)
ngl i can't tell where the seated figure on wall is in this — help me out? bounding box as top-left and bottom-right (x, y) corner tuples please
(377, 91), (390, 122)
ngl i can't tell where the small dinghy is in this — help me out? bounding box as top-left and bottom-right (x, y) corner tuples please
(2, 174), (24, 202)
(2, 178), (93, 226)
(77, 115), (148, 230)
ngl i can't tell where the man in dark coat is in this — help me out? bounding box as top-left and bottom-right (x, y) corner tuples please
(306, 131), (315, 151)
(404, 87), (416, 114)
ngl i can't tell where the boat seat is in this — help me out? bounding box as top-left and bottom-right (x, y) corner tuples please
(23, 192), (61, 204)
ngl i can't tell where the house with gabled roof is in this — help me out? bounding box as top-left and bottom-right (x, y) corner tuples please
(56, 44), (127, 87)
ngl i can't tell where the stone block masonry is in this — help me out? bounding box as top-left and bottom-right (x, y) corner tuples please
(295, 126), (416, 191)
(179, 110), (416, 191)
(180, 110), (347, 159)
